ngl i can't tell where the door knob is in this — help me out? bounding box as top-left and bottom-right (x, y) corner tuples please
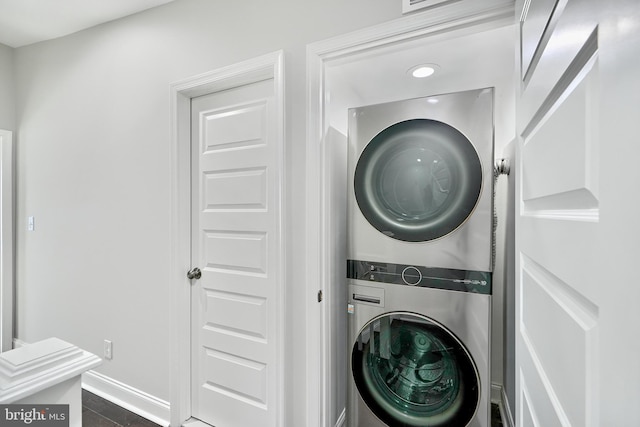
(187, 267), (202, 280)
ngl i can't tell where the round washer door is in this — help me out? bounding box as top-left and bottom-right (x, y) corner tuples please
(352, 312), (479, 427)
(354, 119), (482, 242)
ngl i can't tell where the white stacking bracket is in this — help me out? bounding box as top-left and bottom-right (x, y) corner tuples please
(0, 337), (102, 426)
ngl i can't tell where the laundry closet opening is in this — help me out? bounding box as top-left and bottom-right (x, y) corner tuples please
(306, 13), (516, 426)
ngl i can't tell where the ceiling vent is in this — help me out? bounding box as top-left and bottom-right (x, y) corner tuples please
(402, 0), (454, 14)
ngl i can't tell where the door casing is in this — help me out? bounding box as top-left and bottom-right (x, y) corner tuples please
(0, 129), (13, 353)
(305, 3), (516, 426)
(170, 51), (285, 426)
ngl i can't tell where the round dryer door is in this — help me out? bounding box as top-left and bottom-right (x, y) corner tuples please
(354, 119), (482, 242)
(352, 312), (479, 427)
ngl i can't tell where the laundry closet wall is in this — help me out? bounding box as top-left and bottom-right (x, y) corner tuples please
(11, 0), (398, 424)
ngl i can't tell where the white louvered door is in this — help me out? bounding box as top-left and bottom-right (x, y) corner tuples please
(516, 0), (640, 425)
(190, 76), (282, 427)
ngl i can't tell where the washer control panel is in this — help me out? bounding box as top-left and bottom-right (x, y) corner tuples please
(347, 259), (491, 295)
(401, 266), (422, 285)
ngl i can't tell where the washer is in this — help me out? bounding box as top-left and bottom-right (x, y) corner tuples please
(347, 88), (494, 272)
(347, 261), (491, 427)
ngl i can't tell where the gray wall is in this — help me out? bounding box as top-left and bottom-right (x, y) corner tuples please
(0, 43), (14, 131)
(12, 0), (400, 424)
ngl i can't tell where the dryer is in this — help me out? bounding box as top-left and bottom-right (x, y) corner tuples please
(347, 88), (494, 272)
(347, 262), (491, 427)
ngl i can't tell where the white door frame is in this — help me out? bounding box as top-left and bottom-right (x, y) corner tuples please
(304, 2), (515, 426)
(169, 51), (285, 427)
(0, 129), (13, 353)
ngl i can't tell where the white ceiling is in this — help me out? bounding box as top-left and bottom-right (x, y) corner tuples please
(324, 24), (515, 133)
(335, 27), (514, 103)
(0, 0), (176, 48)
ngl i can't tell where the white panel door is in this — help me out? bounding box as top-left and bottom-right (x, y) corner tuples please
(191, 78), (282, 427)
(516, 0), (640, 425)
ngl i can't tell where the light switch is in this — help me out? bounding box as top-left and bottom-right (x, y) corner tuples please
(27, 216), (34, 231)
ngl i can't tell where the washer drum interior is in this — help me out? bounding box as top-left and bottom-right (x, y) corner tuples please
(352, 312), (480, 427)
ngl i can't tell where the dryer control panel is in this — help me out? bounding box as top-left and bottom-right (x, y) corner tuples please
(347, 259), (491, 295)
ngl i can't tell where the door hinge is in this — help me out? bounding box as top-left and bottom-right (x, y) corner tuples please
(317, 290), (323, 303)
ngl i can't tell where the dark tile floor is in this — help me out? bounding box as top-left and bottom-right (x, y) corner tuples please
(83, 389), (505, 427)
(82, 390), (161, 427)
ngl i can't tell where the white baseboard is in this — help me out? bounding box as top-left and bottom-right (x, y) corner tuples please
(491, 382), (515, 427)
(334, 408), (346, 427)
(491, 382), (502, 403)
(82, 370), (170, 427)
(13, 338), (27, 348)
(182, 418), (210, 427)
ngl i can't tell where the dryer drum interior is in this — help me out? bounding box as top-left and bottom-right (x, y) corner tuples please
(354, 119), (482, 242)
(352, 313), (480, 427)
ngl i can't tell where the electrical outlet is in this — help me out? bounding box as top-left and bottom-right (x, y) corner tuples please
(104, 340), (113, 360)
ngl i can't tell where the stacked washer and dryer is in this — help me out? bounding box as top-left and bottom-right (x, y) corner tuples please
(346, 88), (494, 427)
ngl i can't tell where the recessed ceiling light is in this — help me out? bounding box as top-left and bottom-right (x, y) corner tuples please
(412, 66), (435, 78)
(408, 64), (440, 78)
